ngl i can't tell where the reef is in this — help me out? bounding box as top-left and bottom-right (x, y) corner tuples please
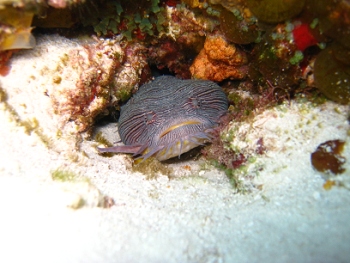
(1, 0), (350, 187)
(219, 6), (259, 45)
(50, 37), (124, 132)
(113, 42), (151, 103)
(77, 0), (167, 41)
(245, 0), (306, 23)
(1, 0), (349, 105)
(190, 34), (248, 81)
(314, 45), (350, 104)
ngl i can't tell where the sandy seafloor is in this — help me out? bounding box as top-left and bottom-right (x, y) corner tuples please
(1, 35), (350, 263)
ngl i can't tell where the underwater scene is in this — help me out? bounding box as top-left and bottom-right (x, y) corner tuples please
(0, 0), (350, 262)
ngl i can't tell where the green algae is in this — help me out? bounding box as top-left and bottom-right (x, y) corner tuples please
(51, 168), (81, 182)
(80, 0), (166, 41)
(0, 86), (52, 148)
(211, 160), (247, 193)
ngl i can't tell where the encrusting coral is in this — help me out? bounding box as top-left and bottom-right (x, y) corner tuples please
(148, 2), (218, 78)
(190, 34), (248, 81)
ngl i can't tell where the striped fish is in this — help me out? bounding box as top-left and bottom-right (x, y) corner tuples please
(98, 76), (228, 161)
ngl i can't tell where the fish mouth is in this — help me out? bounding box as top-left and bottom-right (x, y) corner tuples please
(159, 120), (202, 138)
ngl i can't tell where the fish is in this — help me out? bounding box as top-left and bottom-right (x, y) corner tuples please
(98, 75), (228, 161)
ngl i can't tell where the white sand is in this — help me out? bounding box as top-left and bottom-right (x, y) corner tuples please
(0, 35), (350, 263)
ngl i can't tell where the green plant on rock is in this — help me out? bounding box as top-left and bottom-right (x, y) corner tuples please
(80, 0), (167, 41)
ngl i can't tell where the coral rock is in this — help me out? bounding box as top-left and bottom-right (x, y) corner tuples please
(190, 34), (248, 81)
(50, 37), (124, 132)
(113, 42), (151, 103)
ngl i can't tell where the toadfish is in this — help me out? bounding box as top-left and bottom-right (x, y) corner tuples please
(98, 76), (228, 161)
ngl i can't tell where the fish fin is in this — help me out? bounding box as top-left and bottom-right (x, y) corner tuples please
(97, 144), (142, 154)
(178, 140), (183, 159)
(135, 145), (163, 162)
